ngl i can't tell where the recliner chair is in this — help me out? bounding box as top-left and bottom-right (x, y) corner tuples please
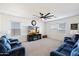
(0, 35), (25, 56)
(50, 34), (79, 56)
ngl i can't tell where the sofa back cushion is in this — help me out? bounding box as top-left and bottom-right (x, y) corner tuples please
(0, 36), (11, 52)
(71, 41), (79, 56)
(1, 35), (10, 44)
(0, 43), (8, 53)
(74, 34), (79, 42)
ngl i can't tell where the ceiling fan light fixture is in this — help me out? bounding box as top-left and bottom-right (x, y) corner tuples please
(33, 12), (56, 20)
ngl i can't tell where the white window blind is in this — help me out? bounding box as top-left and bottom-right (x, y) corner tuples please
(11, 22), (21, 36)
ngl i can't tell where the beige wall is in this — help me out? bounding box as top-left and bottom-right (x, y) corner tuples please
(0, 13), (45, 42)
(0, 12), (79, 42)
(45, 15), (79, 41)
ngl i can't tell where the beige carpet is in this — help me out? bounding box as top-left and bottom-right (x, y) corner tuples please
(22, 38), (62, 56)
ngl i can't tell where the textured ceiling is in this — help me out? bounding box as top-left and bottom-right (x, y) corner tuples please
(0, 3), (79, 21)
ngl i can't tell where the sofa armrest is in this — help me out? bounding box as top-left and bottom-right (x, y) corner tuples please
(8, 46), (25, 56)
(64, 37), (72, 42)
(64, 37), (75, 45)
(9, 46), (24, 52)
(10, 42), (21, 45)
(65, 41), (75, 45)
(50, 51), (65, 56)
(9, 39), (18, 42)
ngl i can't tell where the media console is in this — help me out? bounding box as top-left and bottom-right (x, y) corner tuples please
(27, 34), (41, 42)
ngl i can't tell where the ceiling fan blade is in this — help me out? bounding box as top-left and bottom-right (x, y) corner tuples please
(40, 12), (43, 16)
(44, 13), (50, 17)
(46, 15), (55, 18)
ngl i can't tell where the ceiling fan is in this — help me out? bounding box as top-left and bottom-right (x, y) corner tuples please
(33, 12), (56, 20)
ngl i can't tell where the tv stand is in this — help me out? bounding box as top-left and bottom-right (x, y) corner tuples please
(27, 34), (41, 42)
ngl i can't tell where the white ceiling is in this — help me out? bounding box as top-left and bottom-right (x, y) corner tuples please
(0, 3), (79, 22)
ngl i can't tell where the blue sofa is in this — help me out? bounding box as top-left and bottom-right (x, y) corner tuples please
(50, 34), (79, 56)
(0, 35), (25, 56)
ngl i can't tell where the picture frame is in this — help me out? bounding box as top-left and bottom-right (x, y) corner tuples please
(71, 23), (78, 30)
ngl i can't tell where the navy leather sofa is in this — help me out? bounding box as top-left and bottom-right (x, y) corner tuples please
(50, 34), (79, 56)
(0, 35), (25, 56)
(64, 34), (79, 46)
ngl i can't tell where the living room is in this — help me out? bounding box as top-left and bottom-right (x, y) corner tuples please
(0, 3), (79, 56)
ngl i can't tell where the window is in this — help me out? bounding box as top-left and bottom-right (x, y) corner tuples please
(11, 22), (21, 36)
(58, 23), (66, 31)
